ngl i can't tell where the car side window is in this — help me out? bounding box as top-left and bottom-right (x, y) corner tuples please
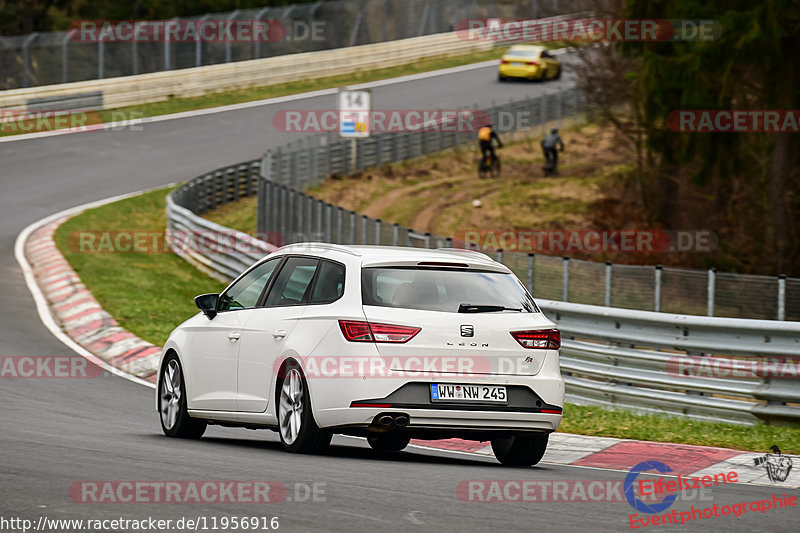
(264, 256), (320, 307)
(218, 258), (281, 312)
(309, 260), (345, 304)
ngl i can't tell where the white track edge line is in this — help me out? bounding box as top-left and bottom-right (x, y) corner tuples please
(13, 187), (179, 390)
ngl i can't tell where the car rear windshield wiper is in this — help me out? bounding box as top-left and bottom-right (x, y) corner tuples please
(458, 304), (523, 313)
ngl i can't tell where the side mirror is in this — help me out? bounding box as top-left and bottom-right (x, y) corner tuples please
(194, 293), (219, 320)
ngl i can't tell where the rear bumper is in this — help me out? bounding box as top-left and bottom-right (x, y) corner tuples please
(311, 375), (565, 434)
(498, 64), (541, 78)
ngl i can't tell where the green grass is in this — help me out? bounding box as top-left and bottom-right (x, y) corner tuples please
(53, 187), (226, 345)
(560, 404), (800, 454)
(53, 188), (800, 453)
(1, 46), (513, 138)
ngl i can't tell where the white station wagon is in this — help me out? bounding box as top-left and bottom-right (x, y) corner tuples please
(157, 244), (564, 466)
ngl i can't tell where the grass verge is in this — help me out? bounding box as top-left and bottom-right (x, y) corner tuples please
(52, 188), (800, 453)
(53, 187), (226, 345)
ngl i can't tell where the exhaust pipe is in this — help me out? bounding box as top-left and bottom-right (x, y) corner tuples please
(394, 414), (409, 427)
(377, 415), (394, 427)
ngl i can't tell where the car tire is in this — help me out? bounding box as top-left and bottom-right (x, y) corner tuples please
(277, 364), (332, 454)
(491, 433), (549, 466)
(498, 74), (506, 82)
(555, 66), (562, 79)
(159, 355), (207, 439)
(367, 432), (411, 452)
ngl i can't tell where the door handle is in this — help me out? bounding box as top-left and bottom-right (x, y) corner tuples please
(273, 330), (287, 339)
(228, 332), (241, 342)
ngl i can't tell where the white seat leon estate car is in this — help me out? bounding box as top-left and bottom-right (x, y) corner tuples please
(157, 243), (564, 466)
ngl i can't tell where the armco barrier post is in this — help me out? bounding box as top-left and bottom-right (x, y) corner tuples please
(528, 253), (535, 294)
(778, 274), (786, 320)
(654, 265), (663, 312)
(375, 219), (382, 245)
(336, 208), (343, 244)
(604, 261), (612, 308)
(349, 211), (356, 244)
(707, 267), (716, 317)
(562, 256), (570, 302)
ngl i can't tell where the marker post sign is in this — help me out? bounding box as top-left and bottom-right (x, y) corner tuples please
(338, 88), (371, 169)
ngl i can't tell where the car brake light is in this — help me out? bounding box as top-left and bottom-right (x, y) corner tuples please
(511, 329), (560, 349)
(526, 60), (538, 66)
(339, 320), (420, 343)
(501, 59), (509, 64)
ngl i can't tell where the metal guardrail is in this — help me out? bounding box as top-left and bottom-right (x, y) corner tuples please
(540, 299), (800, 425)
(166, 88), (800, 425)
(0, 0), (592, 90)
(167, 160), (277, 282)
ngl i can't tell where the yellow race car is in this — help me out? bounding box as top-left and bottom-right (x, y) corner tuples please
(498, 45), (561, 81)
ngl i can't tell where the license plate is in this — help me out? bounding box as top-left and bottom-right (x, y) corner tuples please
(430, 384), (507, 403)
(511, 61), (525, 66)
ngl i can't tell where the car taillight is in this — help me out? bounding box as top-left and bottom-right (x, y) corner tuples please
(511, 329), (560, 349)
(339, 320), (421, 343)
(501, 59), (509, 64)
(526, 60), (538, 66)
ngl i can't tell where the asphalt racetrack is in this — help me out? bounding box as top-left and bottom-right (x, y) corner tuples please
(0, 58), (794, 532)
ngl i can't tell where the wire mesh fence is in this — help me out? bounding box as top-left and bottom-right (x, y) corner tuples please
(0, 0), (592, 90)
(167, 87), (799, 321)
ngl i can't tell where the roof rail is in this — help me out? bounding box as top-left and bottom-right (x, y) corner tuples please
(275, 242), (362, 257)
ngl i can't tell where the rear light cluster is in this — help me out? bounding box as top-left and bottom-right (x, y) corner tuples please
(339, 320), (420, 343)
(511, 329), (560, 349)
(500, 59), (538, 66)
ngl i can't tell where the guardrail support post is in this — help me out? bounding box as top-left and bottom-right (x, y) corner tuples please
(349, 211), (356, 244)
(375, 219), (382, 245)
(707, 267), (716, 317)
(336, 207), (343, 244)
(528, 253), (535, 294)
(605, 261), (612, 308)
(562, 256), (570, 302)
(778, 274), (786, 321)
(325, 203), (333, 242)
(496, 249), (504, 264)
(393, 224), (399, 246)
(361, 215), (368, 244)
(654, 265), (663, 312)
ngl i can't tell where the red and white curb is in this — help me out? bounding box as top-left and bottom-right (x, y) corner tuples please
(24, 218), (161, 382)
(409, 435), (798, 489)
(14, 189), (169, 389)
(16, 192), (798, 491)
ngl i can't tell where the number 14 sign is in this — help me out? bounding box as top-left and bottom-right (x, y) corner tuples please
(338, 88), (371, 138)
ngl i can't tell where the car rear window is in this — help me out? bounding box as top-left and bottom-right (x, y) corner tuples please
(361, 267), (538, 313)
(507, 49), (540, 59)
